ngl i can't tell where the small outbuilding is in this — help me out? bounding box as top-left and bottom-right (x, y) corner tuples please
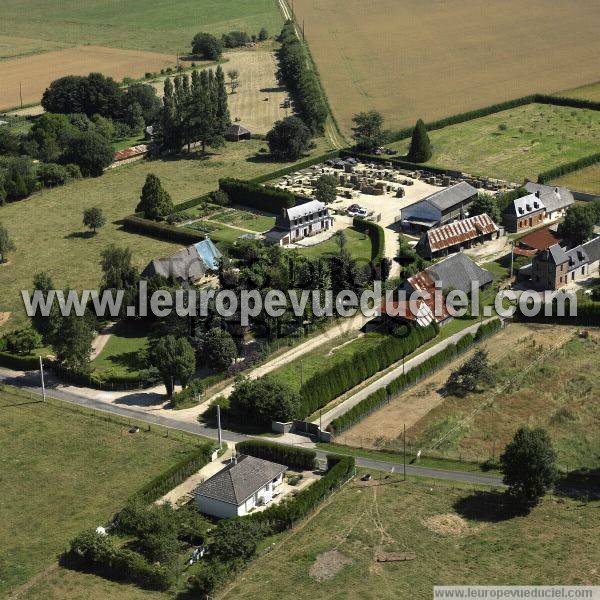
(225, 124), (251, 142)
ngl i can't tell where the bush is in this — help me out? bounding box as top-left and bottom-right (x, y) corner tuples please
(300, 323), (437, 417)
(170, 378), (205, 409)
(235, 440), (316, 470)
(4, 326), (42, 355)
(36, 162), (71, 187)
(221, 30), (250, 48)
(219, 178), (295, 212)
(353, 217), (385, 262)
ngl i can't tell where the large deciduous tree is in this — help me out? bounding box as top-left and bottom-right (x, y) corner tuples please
(471, 192), (501, 223)
(351, 110), (385, 153)
(150, 335), (196, 397)
(202, 327), (238, 372)
(191, 32), (223, 60)
(266, 116), (311, 161)
(500, 426), (557, 506)
(407, 118), (432, 163)
(83, 206), (106, 234)
(53, 311), (95, 374)
(314, 174), (338, 204)
(63, 130), (114, 176)
(558, 203), (597, 245)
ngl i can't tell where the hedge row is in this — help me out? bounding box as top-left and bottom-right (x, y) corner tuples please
(172, 191), (213, 212)
(48, 360), (161, 391)
(278, 21), (328, 133)
(538, 152), (600, 184)
(386, 93), (600, 144)
(0, 351), (41, 371)
(514, 302), (600, 326)
(247, 454), (355, 531)
(219, 177), (295, 212)
(353, 216), (385, 262)
(129, 442), (215, 504)
(67, 530), (172, 591)
(122, 214), (208, 245)
(235, 439), (316, 470)
(328, 318), (502, 434)
(300, 323), (438, 417)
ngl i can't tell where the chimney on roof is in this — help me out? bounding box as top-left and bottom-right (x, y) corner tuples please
(535, 191), (541, 198)
(554, 187), (559, 193)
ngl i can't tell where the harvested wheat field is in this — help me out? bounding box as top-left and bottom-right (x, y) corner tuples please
(0, 45), (176, 110)
(293, 0), (600, 135)
(0, 35), (67, 61)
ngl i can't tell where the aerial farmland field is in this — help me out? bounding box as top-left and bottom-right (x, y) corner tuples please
(387, 103), (600, 182)
(293, 0), (600, 136)
(0, 0), (283, 54)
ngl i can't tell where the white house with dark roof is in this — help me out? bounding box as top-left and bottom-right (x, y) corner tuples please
(524, 182), (574, 221)
(195, 455), (287, 518)
(264, 199), (333, 246)
(399, 182), (478, 233)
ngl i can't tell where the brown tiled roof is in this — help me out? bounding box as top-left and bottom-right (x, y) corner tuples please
(113, 144), (148, 162)
(516, 227), (562, 252)
(425, 214), (499, 252)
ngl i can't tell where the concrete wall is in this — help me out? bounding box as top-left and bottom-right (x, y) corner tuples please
(196, 495), (238, 519)
(272, 421), (294, 433)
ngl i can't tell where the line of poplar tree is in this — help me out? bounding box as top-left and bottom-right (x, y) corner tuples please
(160, 65), (230, 154)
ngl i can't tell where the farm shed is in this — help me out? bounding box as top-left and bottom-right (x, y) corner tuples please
(225, 123), (251, 141)
(399, 182), (478, 232)
(415, 213), (500, 259)
(111, 144), (148, 167)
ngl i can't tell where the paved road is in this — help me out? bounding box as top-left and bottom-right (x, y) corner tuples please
(317, 318), (498, 428)
(0, 366), (503, 487)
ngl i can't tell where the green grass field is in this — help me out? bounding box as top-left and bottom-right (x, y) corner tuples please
(407, 330), (600, 471)
(0, 385), (200, 597)
(556, 81), (600, 103)
(0, 138), (333, 333)
(296, 227), (373, 262)
(388, 103), (600, 182)
(222, 475), (600, 599)
(554, 163), (600, 195)
(92, 321), (149, 377)
(0, 0), (283, 54)
(269, 330), (388, 392)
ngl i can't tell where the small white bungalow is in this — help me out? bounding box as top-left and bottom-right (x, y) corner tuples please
(195, 455), (287, 518)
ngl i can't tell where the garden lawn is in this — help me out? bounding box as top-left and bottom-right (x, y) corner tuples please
(0, 0), (283, 54)
(388, 103), (600, 182)
(0, 137), (333, 333)
(92, 321), (149, 378)
(222, 474), (600, 599)
(269, 330), (389, 392)
(296, 226), (373, 262)
(0, 384), (200, 597)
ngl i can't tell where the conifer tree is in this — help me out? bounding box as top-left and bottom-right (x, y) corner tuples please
(136, 173), (174, 219)
(407, 118), (432, 163)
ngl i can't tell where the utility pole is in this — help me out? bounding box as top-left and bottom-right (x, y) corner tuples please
(39, 356), (46, 401)
(509, 241), (514, 279)
(403, 423), (406, 481)
(19, 81), (23, 109)
(216, 404), (222, 449)
(300, 359), (303, 387)
(319, 408), (322, 431)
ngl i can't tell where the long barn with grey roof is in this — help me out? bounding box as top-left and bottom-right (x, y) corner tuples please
(399, 182), (479, 232)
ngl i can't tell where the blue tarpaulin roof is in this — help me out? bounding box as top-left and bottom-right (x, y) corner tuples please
(194, 238), (222, 271)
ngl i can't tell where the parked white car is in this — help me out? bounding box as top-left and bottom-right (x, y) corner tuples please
(355, 207), (368, 218)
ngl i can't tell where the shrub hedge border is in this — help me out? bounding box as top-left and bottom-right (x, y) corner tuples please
(538, 152), (600, 184)
(353, 216), (385, 262)
(235, 439), (316, 470)
(328, 318), (502, 435)
(514, 302), (600, 326)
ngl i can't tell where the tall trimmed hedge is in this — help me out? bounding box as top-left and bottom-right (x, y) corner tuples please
(235, 439), (316, 470)
(122, 215), (208, 245)
(219, 178), (295, 212)
(0, 351), (41, 371)
(277, 22), (328, 133)
(515, 302), (600, 326)
(299, 323), (438, 417)
(538, 152), (600, 185)
(353, 216), (385, 262)
(130, 443), (215, 504)
(328, 319), (502, 434)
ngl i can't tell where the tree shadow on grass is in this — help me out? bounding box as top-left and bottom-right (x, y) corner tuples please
(64, 231), (95, 240)
(554, 467), (600, 500)
(453, 490), (530, 522)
